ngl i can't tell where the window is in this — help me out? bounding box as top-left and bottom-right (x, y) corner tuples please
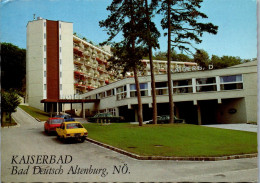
(44, 33), (46, 39)
(130, 83), (148, 97)
(59, 35), (61, 40)
(106, 89), (114, 97)
(196, 77), (216, 85)
(60, 47), (62, 52)
(173, 79), (193, 94)
(60, 84), (62, 90)
(155, 82), (168, 95)
(116, 86), (127, 100)
(220, 75), (242, 83)
(59, 59), (62, 65)
(44, 71), (46, 77)
(98, 92), (106, 99)
(44, 58), (46, 64)
(44, 45), (46, 52)
(107, 108), (116, 116)
(60, 72), (62, 78)
(173, 79), (192, 86)
(196, 77), (217, 92)
(220, 74), (243, 90)
(44, 84), (46, 90)
(44, 22), (46, 27)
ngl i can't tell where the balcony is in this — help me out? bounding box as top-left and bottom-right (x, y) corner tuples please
(96, 57), (108, 65)
(74, 70), (84, 76)
(73, 47), (83, 57)
(74, 58), (84, 65)
(83, 50), (91, 57)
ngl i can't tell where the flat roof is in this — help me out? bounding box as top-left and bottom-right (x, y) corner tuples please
(41, 99), (100, 103)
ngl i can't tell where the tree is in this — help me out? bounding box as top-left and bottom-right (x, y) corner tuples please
(140, 0), (161, 124)
(193, 49), (210, 69)
(175, 53), (192, 62)
(211, 55), (243, 69)
(100, 0), (146, 126)
(159, 0), (218, 123)
(154, 51), (167, 60)
(1, 90), (21, 123)
(1, 43), (26, 96)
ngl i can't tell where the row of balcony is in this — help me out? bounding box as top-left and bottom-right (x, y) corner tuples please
(73, 43), (109, 61)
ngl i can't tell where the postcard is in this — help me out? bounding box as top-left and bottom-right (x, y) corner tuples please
(1, 0), (258, 182)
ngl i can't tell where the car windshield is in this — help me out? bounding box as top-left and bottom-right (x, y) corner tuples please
(66, 123), (83, 129)
(50, 119), (64, 124)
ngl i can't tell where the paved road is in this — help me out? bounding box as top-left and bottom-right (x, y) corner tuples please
(203, 124), (258, 132)
(1, 107), (258, 182)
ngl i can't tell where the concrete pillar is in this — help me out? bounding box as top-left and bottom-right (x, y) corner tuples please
(147, 82), (151, 96)
(115, 107), (119, 116)
(192, 78), (197, 93)
(57, 103), (59, 115)
(216, 76), (221, 91)
(50, 103), (53, 117)
(82, 103), (85, 119)
(126, 84), (130, 98)
(197, 105), (202, 125)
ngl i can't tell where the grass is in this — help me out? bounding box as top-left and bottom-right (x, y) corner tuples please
(19, 105), (50, 121)
(83, 123), (257, 157)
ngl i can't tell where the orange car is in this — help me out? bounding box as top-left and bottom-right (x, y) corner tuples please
(44, 118), (64, 134)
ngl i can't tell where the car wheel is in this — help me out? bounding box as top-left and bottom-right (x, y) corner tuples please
(79, 137), (85, 143)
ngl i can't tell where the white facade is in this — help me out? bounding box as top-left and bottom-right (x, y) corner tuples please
(26, 19), (45, 110)
(59, 21), (74, 99)
(80, 61), (257, 124)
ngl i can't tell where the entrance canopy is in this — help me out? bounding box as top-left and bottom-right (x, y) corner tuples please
(41, 99), (100, 118)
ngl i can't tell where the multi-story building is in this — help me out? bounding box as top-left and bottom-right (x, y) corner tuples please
(26, 18), (74, 111)
(81, 61), (257, 125)
(26, 18), (117, 111)
(26, 18), (198, 113)
(26, 18), (257, 124)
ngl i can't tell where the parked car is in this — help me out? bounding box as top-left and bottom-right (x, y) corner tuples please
(44, 118), (65, 134)
(56, 121), (88, 143)
(88, 113), (124, 123)
(147, 115), (185, 124)
(54, 114), (75, 122)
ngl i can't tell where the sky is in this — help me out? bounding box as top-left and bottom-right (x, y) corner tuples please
(0, 0), (257, 59)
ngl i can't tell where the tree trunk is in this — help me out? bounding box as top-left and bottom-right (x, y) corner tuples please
(144, 0), (157, 124)
(130, 0), (143, 126)
(134, 68), (143, 126)
(2, 111), (6, 123)
(9, 112), (12, 123)
(167, 0), (174, 124)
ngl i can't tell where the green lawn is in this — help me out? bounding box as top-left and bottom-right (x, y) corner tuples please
(19, 105), (50, 121)
(83, 123), (257, 157)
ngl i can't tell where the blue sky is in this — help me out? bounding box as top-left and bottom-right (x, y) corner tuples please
(0, 0), (257, 59)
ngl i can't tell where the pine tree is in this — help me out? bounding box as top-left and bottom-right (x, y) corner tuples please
(159, 0), (218, 123)
(139, 0), (161, 124)
(100, 0), (147, 126)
